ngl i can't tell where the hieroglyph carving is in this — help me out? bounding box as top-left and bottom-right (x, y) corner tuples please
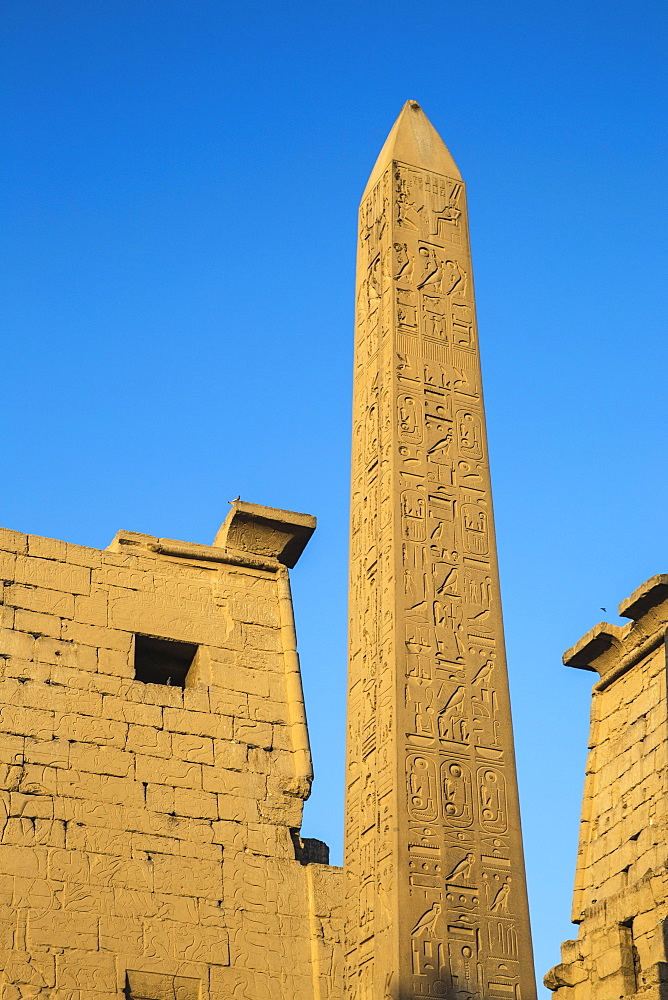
(345, 106), (535, 1000)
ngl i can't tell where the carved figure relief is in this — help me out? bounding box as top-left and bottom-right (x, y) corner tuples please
(394, 242), (415, 282)
(412, 903), (443, 938)
(395, 166), (424, 231)
(427, 177), (463, 238)
(445, 852), (475, 883)
(490, 879), (511, 914)
(417, 247), (444, 292)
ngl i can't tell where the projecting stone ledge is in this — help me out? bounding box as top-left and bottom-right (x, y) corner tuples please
(108, 500), (316, 570)
(215, 500), (316, 568)
(563, 573), (668, 688)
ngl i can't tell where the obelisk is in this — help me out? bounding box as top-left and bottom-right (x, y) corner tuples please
(344, 102), (536, 1000)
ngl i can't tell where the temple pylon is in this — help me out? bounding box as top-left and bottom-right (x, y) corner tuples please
(344, 100), (536, 1000)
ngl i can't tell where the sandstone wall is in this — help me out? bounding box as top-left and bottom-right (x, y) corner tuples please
(0, 504), (343, 1000)
(545, 576), (668, 1000)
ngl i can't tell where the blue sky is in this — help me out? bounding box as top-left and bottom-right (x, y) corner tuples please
(2, 1), (668, 991)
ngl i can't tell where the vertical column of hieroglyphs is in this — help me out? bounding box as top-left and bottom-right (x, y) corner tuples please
(345, 102), (536, 1000)
(346, 144), (395, 1000)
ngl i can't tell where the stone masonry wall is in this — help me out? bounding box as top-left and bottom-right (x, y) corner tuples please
(545, 576), (668, 1000)
(0, 505), (343, 1000)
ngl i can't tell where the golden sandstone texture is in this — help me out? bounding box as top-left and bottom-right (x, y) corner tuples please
(0, 504), (343, 999)
(546, 577), (668, 1000)
(3, 100), (664, 1000)
(345, 100), (535, 1000)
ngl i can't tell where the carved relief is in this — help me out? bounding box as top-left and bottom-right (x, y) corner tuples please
(347, 113), (534, 1000)
(407, 755), (439, 822)
(398, 395), (423, 442)
(402, 491), (427, 540)
(478, 768), (508, 835)
(441, 761), (473, 827)
(395, 166), (424, 231)
(461, 503), (489, 556)
(457, 410), (484, 461)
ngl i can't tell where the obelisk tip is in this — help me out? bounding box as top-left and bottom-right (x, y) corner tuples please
(361, 101), (462, 201)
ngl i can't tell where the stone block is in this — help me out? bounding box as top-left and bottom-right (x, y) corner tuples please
(0, 705), (53, 741)
(89, 853), (153, 890)
(35, 636), (97, 670)
(0, 629), (35, 661)
(0, 528), (27, 554)
(248, 694), (290, 725)
(14, 555), (90, 595)
(3, 949), (55, 988)
(27, 535), (68, 562)
(208, 687), (248, 719)
(211, 818), (246, 850)
(21, 681), (103, 717)
(249, 748), (296, 779)
(179, 839), (223, 863)
(66, 542), (104, 568)
(241, 624), (281, 653)
(0, 733), (24, 765)
(104, 695), (163, 726)
(216, 793), (260, 824)
(56, 949), (116, 989)
(5, 584), (75, 619)
(234, 720), (273, 749)
(152, 854), (223, 898)
(210, 740), (247, 772)
(0, 550), (17, 579)
(2, 817), (64, 848)
(61, 620), (130, 651)
(203, 764), (265, 796)
(15, 608), (62, 638)
(146, 782), (175, 813)
(163, 708), (233, 742)
(67, 822), (133, 857)
(172, 733), (214, 765)
(172, 786), (218, 819)
(19, 763), (59, 796)
(127, 680), (183, 708)
(126, 969), (202, 1000)
(99, 913), (143, 953)
(54, 713), (127, 746)
(135, 754), (202, 789)
(29, 907), (98, 949)
(183, 687), (211, 714)
(126, 723), (172, 757)
(74, 592), (109, 627)
(9, 792), (53, 822)
(97, 645), (134, 677)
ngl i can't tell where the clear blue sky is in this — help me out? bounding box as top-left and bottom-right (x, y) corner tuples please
(2, 1), (668, 992)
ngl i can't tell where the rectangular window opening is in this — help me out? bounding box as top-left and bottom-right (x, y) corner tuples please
(134, 634), (198, 688)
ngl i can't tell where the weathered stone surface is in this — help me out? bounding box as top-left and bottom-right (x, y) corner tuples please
(546, 576), (668, 999)
(344, 100), (536, 1000)
(0, 502), (343, 999)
